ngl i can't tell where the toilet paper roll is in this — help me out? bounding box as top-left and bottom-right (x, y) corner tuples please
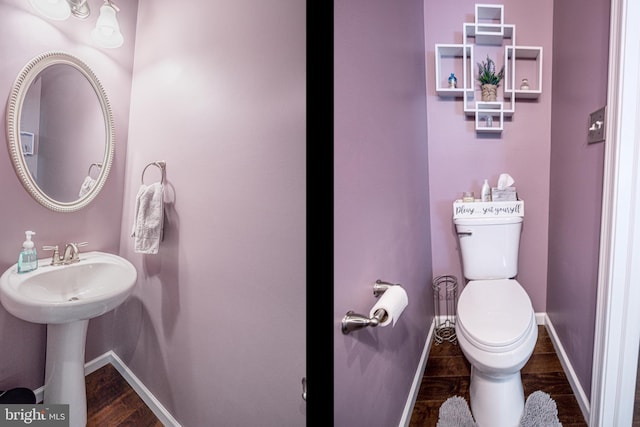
(369, 285), (409, 327)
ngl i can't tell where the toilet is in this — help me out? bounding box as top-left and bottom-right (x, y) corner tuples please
(454, 215), (537, 427)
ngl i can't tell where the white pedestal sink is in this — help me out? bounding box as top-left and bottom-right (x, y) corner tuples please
(0, 251), (137, 427)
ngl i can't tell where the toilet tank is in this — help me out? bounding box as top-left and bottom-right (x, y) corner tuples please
(454, 216), (523, 280)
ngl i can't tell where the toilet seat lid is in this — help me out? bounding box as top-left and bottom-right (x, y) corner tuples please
(457, 279), (533, 350)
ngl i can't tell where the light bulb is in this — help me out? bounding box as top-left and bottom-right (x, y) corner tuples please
(29, 0), (71, 20)
(91, 4), (123, 48)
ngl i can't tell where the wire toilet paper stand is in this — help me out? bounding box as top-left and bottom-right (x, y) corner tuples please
(432, 275), (458, 345)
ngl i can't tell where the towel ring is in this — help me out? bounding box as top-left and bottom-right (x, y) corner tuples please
(88, 162), (102, 177)
(141, 161), (166, 185)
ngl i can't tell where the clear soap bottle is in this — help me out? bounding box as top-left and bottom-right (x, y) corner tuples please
(17, 230), (38, 274)
(481, 179), (492, 202)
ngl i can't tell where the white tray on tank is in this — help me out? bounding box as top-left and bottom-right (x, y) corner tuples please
(453, 200), (524, 218)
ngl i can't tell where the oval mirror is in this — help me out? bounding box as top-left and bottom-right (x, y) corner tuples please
(6, 51), (114, 212)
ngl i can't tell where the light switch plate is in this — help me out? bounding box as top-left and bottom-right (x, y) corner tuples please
(588, 106), (606, 144)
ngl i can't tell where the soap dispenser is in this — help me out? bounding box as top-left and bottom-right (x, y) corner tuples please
(17, 231), (38, 274)
(481, 179), (492, 202)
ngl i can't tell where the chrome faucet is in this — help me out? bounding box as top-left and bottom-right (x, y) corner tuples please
(42, 242), (88, 266)
(63, 243), (80, 264)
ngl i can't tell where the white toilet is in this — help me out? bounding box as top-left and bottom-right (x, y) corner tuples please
(454, 215), (537, 427)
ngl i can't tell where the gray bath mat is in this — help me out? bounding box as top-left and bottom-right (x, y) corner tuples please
(436, 391), (562, 427)
(436, 395), (476, 427)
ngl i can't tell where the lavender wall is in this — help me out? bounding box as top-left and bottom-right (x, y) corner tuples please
(334, 0), (611, 422)
(547, 0), (610, 400)
(114, 1), (306, 426)
(425, 0), (554, 312)
(0, 0), (137, 392)
(334, 0), (433, 425)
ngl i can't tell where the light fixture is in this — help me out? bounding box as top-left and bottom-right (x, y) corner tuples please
(29, 0), (71, 20)
(29, 0), (90, 20)
(91, 1), (123, 49)
(68, 0), (91, 19)
(29, 0), (123, 49)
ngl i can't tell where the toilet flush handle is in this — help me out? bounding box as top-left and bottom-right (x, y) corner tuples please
(457, 230), (472, 236)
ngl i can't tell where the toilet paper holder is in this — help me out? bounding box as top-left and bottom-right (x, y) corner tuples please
(341, 280), (396, 335)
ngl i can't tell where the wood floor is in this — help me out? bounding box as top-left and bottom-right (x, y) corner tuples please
(85, 363), (163, 427)
(409, 325), (588, 426)
(75, 336), (640, 425)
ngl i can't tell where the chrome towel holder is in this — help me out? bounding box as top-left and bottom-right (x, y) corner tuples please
(141, 160), (166, 185)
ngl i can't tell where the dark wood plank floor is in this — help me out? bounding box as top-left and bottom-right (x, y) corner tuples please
(85, 363), (163, 427)
(409, 325), (588, 426)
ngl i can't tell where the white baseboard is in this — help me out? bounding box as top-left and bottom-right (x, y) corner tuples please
(34, 351), (181, 427)
(542, 314), (591, 423)
(401, 312), (591, 426)
(399, 320), (435, 427)
(33, 385), (44, 404)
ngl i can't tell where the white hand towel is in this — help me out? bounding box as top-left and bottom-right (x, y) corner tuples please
(78, 176), (96, 198)
(131, 182), (164, 254)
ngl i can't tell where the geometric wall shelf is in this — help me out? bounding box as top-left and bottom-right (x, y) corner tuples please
(504, 46), (543, 99)
(435, 4), (543, 133)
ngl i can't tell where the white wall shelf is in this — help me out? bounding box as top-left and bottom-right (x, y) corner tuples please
(475, 103), (504, 133)
(434, 44), (472, 97)
(434, 3), (543, 134)
(504, 46), (543, 99)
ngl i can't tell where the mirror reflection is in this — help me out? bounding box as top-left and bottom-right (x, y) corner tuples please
(21, 63), (106, 203)
(6, 52), (114, 212)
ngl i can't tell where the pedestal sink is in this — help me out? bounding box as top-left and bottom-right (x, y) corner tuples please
(0, 251), (137, 427)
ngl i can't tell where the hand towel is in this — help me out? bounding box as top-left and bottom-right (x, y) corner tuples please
(131, 182), (164, 254)
(78, 176), (96, 198)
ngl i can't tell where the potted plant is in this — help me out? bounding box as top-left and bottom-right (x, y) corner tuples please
(477, 55), (504, 101)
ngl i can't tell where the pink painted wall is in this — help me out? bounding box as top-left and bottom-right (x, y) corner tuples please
(334, 0), (612, 422)
(547, 0), (610, 399)
(0, 0), (610, 425)
(334, 0), (433, 425)
(1, 1), (306, 425)
(425, 1), (554, 311)
(114, 1), (306, 426)
(0, 0), (137, 392)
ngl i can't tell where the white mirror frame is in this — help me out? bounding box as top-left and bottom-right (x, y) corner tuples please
(5, 51), (115, 212)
